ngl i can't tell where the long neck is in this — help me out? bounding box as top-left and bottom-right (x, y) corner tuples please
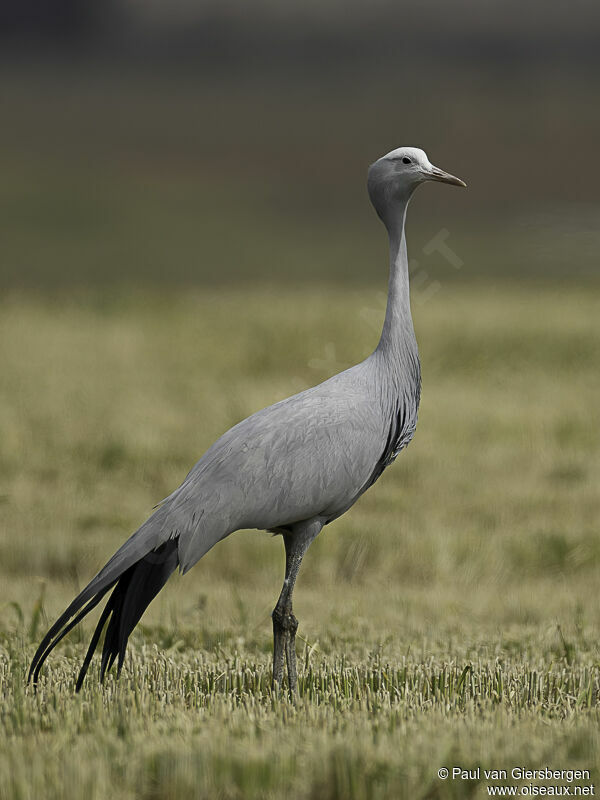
(376, 198), (417, 359)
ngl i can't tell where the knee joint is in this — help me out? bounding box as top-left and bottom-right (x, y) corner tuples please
(272, 606), (298, 634)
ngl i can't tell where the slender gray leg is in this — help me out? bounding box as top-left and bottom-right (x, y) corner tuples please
(272, 611), (287, 689)
(272, 519), (322, 694)
(284, 616), (299, 691)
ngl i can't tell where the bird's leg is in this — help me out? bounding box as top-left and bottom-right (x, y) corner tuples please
(271, 540), (302, 694)
(271, 607), (288, 691)
(284, 611), (299, 692)
(271, 521), (322, 695)
(272, 602), (295, 692)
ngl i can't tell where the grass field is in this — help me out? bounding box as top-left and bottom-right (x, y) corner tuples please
(1, 283), (600, 799)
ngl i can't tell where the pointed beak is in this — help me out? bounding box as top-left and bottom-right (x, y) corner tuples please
(425, 165), (467, 188)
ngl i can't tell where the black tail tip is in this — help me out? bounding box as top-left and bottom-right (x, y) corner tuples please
(25, 538), (179, 691)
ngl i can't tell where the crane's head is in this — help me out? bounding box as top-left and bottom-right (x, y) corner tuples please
(368, 146), (466, 226)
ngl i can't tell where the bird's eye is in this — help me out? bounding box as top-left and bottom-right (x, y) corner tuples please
(402, 157), (412, 164)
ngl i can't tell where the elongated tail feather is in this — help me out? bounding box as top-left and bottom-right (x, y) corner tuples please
(103, 541), (178, 682)
(30, 582), (116, 685)
(29, 538), (179, 688)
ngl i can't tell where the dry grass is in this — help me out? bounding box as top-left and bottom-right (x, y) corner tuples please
(1, 283), (600, 799)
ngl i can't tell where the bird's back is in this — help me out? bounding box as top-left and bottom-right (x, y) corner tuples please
(157, 354), (413, 571)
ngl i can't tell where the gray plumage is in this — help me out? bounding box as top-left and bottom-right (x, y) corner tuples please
(29, 146), (465, 692)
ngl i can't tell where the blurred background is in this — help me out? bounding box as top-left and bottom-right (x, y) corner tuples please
(1, 0), (599, 288)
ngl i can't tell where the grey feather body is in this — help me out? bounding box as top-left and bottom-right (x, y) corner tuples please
(167, 336), (420, 572)
(28, 144), (466, 689)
